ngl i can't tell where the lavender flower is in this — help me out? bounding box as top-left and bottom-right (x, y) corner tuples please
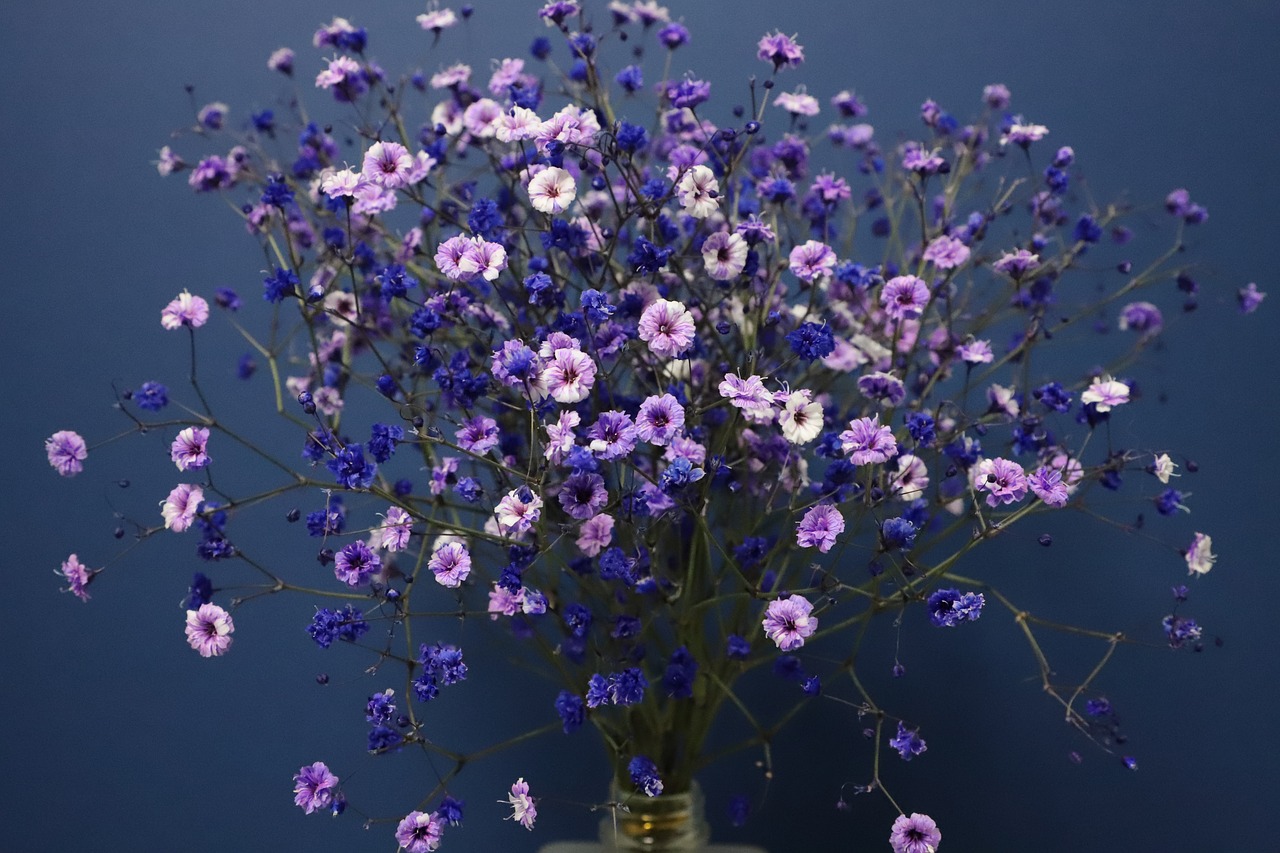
(889, 813), (942, 853)
(45, 430), (87, 477)
(184, 603), (234, 657)
(762, 595), (817, 651)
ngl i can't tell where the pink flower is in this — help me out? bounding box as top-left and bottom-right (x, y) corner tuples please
(956, 339), (993, 364)
(796, 504), (845, 553)
(637, 299), (696, 358)
(170, 426), (211, 471)
(45, 430), (87, 477)
(922, 234), (971, 270)
(58, 554), (95, 601)
(762, 595), (817, 651)
(577, 513), (614, 557)
(161, 290), (210, 330)
(788, 240), (836, 282)
(361, 141), (414, 189)
(429, 541), (472, 587)
(184, 603), (234, 657)
(527, 166), (576, 214)
(774, 87), (820, 116)
(504, 778), (537, 830)
(457, 238), (508, 281)
(495, 487), (543, 536)
(890, 454), (929, 500)
(161, 483), (204, 532)
(543, 410), (581, 463)
(1081, 376), (1130, 412)
(495, 106), (542, 142)
(378, 506), (413, 551)
(462, 97), (503, 137)
(542, 347), (597, 404)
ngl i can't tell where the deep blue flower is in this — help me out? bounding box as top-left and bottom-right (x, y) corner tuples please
(182, 572), (213, 610)
(409, 305), (443, 338)
(367, 423), (404, 463)
(657, 22), (689, 49)
(554, 690), (585, 733)
(627, 236), (673, 274)
(1155, 488), (1185, 516)
(927, 588), (985, 627)
(1033, 381), (1073, 413)
(659, 457), (705, 494)
(435, 796), (465, 827)
(260, 174), (294, 208)
(786, 323), (836, 362)
(327, 444), (377, 490)
(1074, 214), (1103, 244)
(615, 121), (648, 153)
(801, 675), (821, 696)
(530, 36), (551, 60)
(133, 381), (169, 411)
(367, 724), (402, 753)
(726, 635), (751, 659)
(611, 615), (641, 639)
(728, 795), (750, 827)
(305, 498), (345, 537)
(467, 198), (501, 238)
(562, 602), (593, 639)
(662, 646), (698, 699)
(628, 755), (664, 797)
(454, 477), (483, 503)
(881, 517), (918, 550)
(585, 674), (610, 708)
(905, 412), (935, 446)
(608, 668), (648, 705)
(1085, 698), (1113, 716)
(307, 605), (368, 648)
(615, 65), (643, 94)
(889, 721), (927, 760)
(263, 267), (299, 303)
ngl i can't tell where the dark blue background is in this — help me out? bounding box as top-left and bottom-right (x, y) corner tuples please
(5, 1), (1277, 850)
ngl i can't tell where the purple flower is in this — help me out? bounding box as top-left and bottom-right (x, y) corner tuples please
(58, 554), (95, 601)
(788, 240), (836, 282)
(975, 457), (1028, 507)
(762, 595), (817, 651)
(922, 235), (970, 270)
(495, 487), (543, 536)
(635, 394), (686, 446)
(161, 483), (204, 532)
(456, 415), (500, 454)
(983, 83), (1011, 108)
(293, 761), (340, 815)
(542, 347), (598, 403)
(889, 721), (927, 761)
(839, 415), (898, 465)
(587, 411), (638, 461)
(170, 426), (211, 471)
(378, 506), (413, 551)
(334, 541), (381, 587)
(857, 371), (906, 406)
(956, 339), (993, 364)
(889, 812), (942, 853)
(1238, 282), (1266, 314)
(1186, 532), (1216, 576)
(427, 540), (471, 589)
(558, 472), (608, 520)
(504, 778), (537, 830)
(718, 373), (773, 415)
(396, 810), (445, 851)
(184, 603), (234, 657)
(1119, 301), (1163, 337)
(993, 248), (1040, 279)
(796, 504), (845, 553)
(1081, 376), (1130, 412)
(1027, 466), (1070, 508)
(45, 430), (87, 477)
(881, 275), (930, 321)
(757, 31), (804, 70)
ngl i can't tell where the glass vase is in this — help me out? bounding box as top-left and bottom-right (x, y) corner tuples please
(537, 781), (766, 853)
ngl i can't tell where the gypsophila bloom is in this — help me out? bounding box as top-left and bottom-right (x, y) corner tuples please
(161, 290), (210, 329)
(395, 810), (445, 852)
(1028, 466), (1070, 507)
(293, 762), (340, 815)
(1001, 119), (1049, 147)
(975, 457), (1028, 507)
(701, 231), (749, 280)
(628, 755), (664, 797)
(636, 394), (685, 446)
(840, 415), (897, 466)
(1186, 532), (1216, 576)
(789, 240), (836, 282)
(184, 603), (234, 657)
(890, 722), (928, 761)
(993, 248), (1040, 278)
(775, 87), (820, 116)
(796, 504), (844, 553)
(676, 164), (719, 218)
(779, 390), (823, 444)
(928, 588), (985, 627)
(495, 487), (543, 536)
(378, 506), (413, 551)
(45, 430), (87, 477)
(543, 347), (597, 403)
(638, 299), (696, 358)
(719, 373), (774, 416)
(58, 554), (94, 601)
(757, 31), (804, 70)
(162, 483), (204, 532)
(956, 339), (993, 364)
(889, 813), (942, 853)
(1081, 376), (1130, 412)
(504, 778), (537, 830)
(762, 595), (817, 651)
(334, 540), (382, 587)
(1153, 453), (1178, 484)
(881, 276), (930, 320)
(922, 235), (970, 270)
(1238, 282), (1266, 314)
(527, 166), (576, 214)
(170, 427), (211, 471)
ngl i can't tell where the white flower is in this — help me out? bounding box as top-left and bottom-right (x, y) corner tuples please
(1186, 533), (1216, 576)
(527, 166), (576, 214)
(676, 164), (719, 218)
(778, 390), (824, 444)
(1153, 453), (1178, 485)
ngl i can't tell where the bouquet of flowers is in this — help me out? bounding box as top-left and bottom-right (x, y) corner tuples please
(47, 2), (1263, 850)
